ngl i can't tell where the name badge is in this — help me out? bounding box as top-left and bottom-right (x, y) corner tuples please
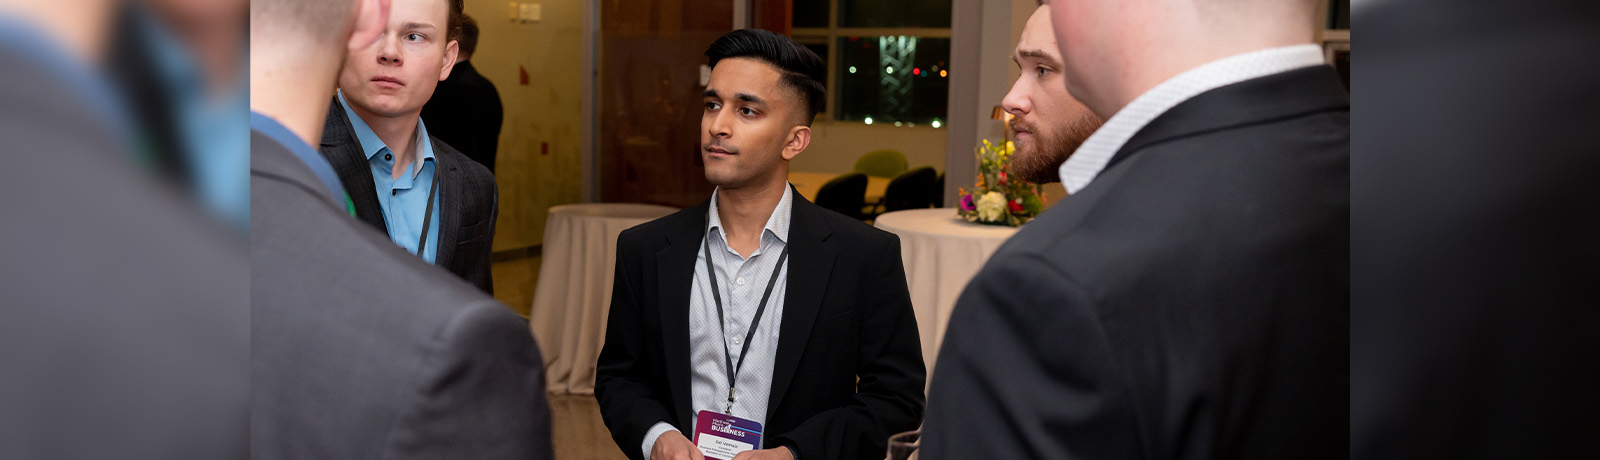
(693, 410), (763, 460)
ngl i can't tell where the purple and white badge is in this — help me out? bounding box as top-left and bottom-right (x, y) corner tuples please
(693, 410), (763, 460)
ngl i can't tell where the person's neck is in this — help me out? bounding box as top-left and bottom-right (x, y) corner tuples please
(1096, 25), (1313, 118)
(715, 173), (789, 257)
(348, 103), (422, 181)
(3, 0), (115, 65)
(152, 4), (246, 99)
(250, 45), (339, 147)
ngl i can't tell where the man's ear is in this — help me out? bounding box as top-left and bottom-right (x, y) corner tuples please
(440, 40), (460, 81)
(781, 125), (811, 161)
(347, 0), (390, 51)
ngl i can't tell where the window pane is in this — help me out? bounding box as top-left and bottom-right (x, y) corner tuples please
(793, 0), (829, 28)
(834, 36), (950, 124)
(840, 0), (951, 28)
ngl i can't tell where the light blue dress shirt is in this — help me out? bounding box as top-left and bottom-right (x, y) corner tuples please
(337, 90), (442, 263)
(137, 8), (250, 229)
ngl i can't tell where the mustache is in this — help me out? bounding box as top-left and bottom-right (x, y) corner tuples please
(1011, 118), (1034, 134)
(702, 141), (738, 154)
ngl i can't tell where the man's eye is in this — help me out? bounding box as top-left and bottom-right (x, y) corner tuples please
(406, 33), (425, 41)
(1036, 66), (1050, 77)
(705, 102), (721, 111)
(739, 107), (756, 116)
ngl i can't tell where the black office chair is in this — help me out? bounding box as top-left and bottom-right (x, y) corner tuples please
(931, 171), (945, 208)
(814, 172), (868, 221)
(871, 166), (937, 218)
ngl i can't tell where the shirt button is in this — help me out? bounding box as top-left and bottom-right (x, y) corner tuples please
(384, 153), (392, 161)
(731, 335), (742, 346)
(736, 277), (746, 286)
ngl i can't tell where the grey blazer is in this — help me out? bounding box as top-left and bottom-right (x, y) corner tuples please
(320, 98), (499, 294)
(251, 131), (552, 460)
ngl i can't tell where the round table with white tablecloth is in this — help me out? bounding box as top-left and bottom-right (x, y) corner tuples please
(873, 208), (1019, 379)
(529, 203), (679, 394)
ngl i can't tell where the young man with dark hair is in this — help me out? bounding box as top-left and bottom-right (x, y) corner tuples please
(320, 0), (500, 294)
(595, 28), (925, 460)
(421, 14), (504, 173)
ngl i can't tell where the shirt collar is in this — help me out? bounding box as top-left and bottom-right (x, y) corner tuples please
(707, 184), (794, 245)
(250, 111), (346, 204)
(336, 89), (436, 178)
(1058, 44), (1326, 194)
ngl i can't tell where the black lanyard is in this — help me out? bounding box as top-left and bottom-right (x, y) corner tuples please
(414, 169), (440, 256)
(702, 228), (788, 415)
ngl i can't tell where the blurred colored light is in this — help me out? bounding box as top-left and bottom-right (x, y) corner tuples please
(931, 120), (942, 128)
(886, 66), (894, 74)
(864, 117), (874, 125)
(912, 68), (921, 75)
(849, 66), (857, 74)
(939, 70), (948, 77)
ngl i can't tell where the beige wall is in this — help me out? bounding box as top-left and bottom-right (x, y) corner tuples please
(464, 0), (585, 251)
(791, 122), (947, 174)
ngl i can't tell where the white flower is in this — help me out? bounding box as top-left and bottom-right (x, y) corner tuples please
(977, 191), (1006, 222)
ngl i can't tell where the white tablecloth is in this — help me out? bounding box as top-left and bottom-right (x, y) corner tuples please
(874, 208), (1019, 378)
(530, 203), (679, 394)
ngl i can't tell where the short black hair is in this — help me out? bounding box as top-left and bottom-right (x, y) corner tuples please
(458, 15), (479, 57)
(705, 29), (826, 126)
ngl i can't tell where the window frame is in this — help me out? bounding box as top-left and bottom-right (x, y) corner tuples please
(791, 0), (953, 125)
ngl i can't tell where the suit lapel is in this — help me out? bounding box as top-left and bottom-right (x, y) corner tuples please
(658, 200), (709, 430)
(432, 142), (461, 269)
(320, 98), (388, 233)
(766, 190), (834, 422)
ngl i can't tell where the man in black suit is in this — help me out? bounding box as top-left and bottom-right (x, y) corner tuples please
(595, 29), (925, 460)
(249, 0), (552, 458)
(321, 0), (499, 294)
(922, 0), (1348, 458)
(421, 14), (504, 173)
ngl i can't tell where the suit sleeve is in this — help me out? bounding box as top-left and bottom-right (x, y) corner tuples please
(595, 231), (680, 460)
(771, 234), (926, 460)
(920, 253), (1142, 460)
(384, 301), (554, 460)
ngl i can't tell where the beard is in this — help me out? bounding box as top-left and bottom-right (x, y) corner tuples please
(1009, 112), (1104, 184)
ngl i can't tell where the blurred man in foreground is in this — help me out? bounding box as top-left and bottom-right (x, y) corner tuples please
(249, 0), (552, 457)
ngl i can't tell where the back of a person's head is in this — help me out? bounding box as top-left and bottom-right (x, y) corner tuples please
(705, 29), (826, 125)
(250, 0), (355, 46)
(458, 15), (479, 59)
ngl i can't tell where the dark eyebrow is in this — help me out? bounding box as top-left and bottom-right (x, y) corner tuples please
(401, 22), (437, 31)
(734, 93), (766, 105)
(1013, 48), (1060, 67)
(703, 90), (767, 106)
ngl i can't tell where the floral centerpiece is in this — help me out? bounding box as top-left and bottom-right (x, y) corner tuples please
(957, 139), (1045, 227)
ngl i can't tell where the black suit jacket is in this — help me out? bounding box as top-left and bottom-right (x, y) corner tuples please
(923, 66), (1349, 459)
(421, 61), (504, 173)
(321, 98), (499, 294)
(251, 130), (553, 460)
(595, 190), (926, 460)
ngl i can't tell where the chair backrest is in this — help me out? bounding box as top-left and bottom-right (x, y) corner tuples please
(931, 171), (945, 208)
(882, 166), (938, 213)
(853, 150), (908, 178)
(814, 172), (868, 220)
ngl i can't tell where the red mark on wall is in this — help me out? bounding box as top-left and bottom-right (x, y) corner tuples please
(541, 141), (548, 155)
(519, 65), (529, 86)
